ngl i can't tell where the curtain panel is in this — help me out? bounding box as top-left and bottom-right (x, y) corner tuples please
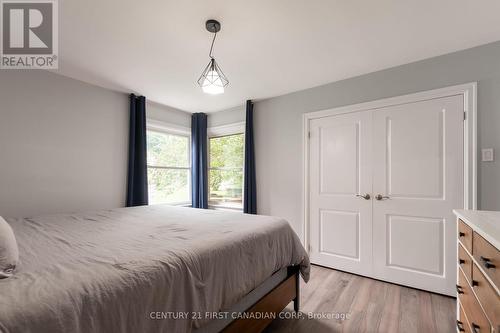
(126, 94), (148, 207)
(244, 100), (257, 214)
(191, 113), (208, 208)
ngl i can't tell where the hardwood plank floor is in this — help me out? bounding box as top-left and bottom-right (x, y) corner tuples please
(265, 265), (456, 333)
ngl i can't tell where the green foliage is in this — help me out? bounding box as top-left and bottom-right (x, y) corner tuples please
(147, 131), (189, 167)
(209, 134), (244, 168)
(148, 168), (189, 204)
(209, 134), (244, 206)
(147, 131), (190, 204)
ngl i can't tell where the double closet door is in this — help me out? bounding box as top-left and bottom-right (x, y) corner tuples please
(308, 95), (464, 296)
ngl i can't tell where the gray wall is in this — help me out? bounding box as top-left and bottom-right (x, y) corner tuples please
(0, 70), (189, 218)
(207, 105), (246, 128)
(254, 41), (500, 239)
(148, 101), (191, 128)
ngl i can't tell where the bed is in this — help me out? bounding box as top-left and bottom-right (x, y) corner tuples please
(0, 205), (310, 333)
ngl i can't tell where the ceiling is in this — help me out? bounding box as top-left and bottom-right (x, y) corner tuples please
(57, 0), (500, 113)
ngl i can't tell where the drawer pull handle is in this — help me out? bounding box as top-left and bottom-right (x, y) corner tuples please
(472, 323), (480, 333)
(485, 262), (496, 269)
(456, 285), (464, 294)
(459, 232), (465, 237)
(480, 256), (496, 269)
(456, 320), (465, 332)
(472, 280), (479, 287)
(459, 259), (465, 265)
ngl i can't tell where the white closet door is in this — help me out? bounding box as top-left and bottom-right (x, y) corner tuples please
(372, 95), (464, 296)
(309, 111), (373, 276)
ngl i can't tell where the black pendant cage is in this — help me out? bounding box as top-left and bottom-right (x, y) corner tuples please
(197, 19), (229, 91)
(197, 58), (229, 89)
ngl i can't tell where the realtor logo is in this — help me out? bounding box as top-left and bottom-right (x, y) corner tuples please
(1, 0), (58, 69)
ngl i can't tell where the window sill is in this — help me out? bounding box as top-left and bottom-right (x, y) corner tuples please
(170, 202), (192, 207)
(149, 202), (192, 207)
(208, 205), (243, 212)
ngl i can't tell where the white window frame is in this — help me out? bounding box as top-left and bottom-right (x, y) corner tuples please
(146, 119), (192, 206)
(207, 122), (246, 211)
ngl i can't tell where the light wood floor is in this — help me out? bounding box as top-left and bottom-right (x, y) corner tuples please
(265, 265), (456, 333)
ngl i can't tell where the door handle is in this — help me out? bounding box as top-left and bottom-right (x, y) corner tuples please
(356, 194), (371, 200)
(375, 194), (390, 201)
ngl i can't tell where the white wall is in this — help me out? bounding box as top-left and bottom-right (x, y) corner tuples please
(0, 70), (190, 218)
(254, 41), (500, 239)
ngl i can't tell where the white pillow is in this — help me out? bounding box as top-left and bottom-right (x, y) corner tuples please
(0, 216), (19, 278)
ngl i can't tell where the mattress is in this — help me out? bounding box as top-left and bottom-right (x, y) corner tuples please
(0, 205), (309, 333)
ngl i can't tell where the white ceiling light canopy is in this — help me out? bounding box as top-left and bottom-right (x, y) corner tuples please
(197, 19), (229, 95)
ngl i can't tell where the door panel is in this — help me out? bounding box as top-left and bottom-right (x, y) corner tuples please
(319, 123), (359, 194)
(309, 111), (373, 276)
(385, 109), (444, 198)
(372, 95), (464, 296)
(386, 214), (444, 275)
(320, 210), (359, 259)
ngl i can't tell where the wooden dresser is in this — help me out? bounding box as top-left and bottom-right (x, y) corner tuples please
(454, 210), (500, 333)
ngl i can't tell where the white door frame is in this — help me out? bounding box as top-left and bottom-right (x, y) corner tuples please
(302, 82), (477, 251)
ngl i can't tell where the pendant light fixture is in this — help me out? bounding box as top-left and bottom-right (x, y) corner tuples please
(197, 20), (229, 95)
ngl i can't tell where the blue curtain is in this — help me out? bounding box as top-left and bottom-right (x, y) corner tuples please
(126, 94), (148, 207)
(191, 113), (208, 208)
(244, 100), (257, 214)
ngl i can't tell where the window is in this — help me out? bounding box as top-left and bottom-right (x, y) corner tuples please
(208, 133), (244, 210)
(147, 130), (190, 205)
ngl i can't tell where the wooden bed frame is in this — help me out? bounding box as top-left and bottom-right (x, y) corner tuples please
(222, 266), (300, 333)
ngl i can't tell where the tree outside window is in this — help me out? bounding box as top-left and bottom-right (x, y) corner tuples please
(147, 130), (190, 205)
(209, 133), (244, 209)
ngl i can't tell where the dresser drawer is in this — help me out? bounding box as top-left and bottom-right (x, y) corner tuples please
(472, 263), (500, 331)
(458, 301), (472, 333)
(458, 269), (491, 333)
(459, 219), (473, 253)
(459, 243), (473, 282)
(473, 231), (500, 287)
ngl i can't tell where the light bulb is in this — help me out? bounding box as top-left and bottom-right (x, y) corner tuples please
(201, 70), (224, 95)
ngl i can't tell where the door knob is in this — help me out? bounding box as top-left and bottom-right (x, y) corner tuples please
(375, 194), (390, 201)
(356, 194), (371, 200)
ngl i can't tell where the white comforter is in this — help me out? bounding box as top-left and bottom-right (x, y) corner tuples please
(0, 205), (309, 333)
